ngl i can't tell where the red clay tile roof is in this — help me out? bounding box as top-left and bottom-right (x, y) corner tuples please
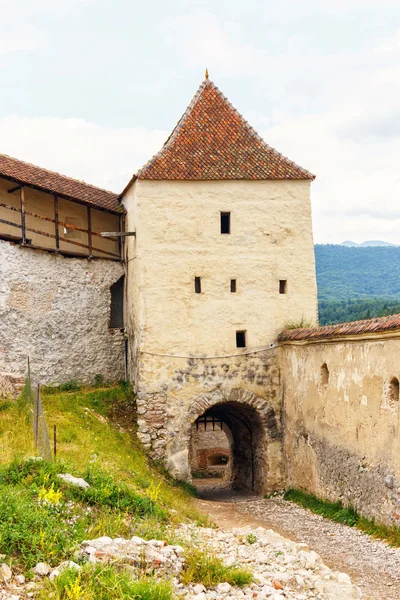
(0, 153), (123, 213)
(134, 78), (315, 182)
(278, 314), (400, 342)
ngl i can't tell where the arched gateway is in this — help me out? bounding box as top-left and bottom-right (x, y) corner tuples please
(167, 388), (284, 495)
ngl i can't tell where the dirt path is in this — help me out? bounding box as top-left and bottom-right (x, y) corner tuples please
(194, 481), (400, 600)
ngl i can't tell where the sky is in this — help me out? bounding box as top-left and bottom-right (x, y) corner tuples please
(0, 0), (399, 244)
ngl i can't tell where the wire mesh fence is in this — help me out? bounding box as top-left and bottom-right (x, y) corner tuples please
(21, 357), (54, 461)
(33, 384), (53, 461)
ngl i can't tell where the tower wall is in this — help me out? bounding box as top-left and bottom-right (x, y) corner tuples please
(123, 179), (317, 487)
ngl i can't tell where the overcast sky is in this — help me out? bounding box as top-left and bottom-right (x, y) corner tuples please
(1, 0), (399, 244)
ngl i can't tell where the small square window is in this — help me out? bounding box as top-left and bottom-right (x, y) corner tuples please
(236, 330), (246, 348)
(279, 280), (287, 294)
(194, 277), (201, 294)
(230, 279), (236, 293)
(220, 212), (231, 234)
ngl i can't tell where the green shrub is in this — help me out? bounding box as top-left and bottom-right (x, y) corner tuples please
(39, 564), (174, 600)
(246, 533), (257, 545)
(0, 485), (88, 569)
(181, 548), (253, 587)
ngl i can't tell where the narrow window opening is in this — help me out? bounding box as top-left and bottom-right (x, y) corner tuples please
(321, 363), (329, 386)
(220, 212), (231, 234)
(110, 276), (124, 329)
(389, 377), (399, 404)
(230, 279), (236, 293)
(236, 330), (246, 348)
(279, 280), (287, 294)
(194, 277), (201, 294)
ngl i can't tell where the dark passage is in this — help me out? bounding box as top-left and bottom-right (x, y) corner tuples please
(191, 401), (266, 498)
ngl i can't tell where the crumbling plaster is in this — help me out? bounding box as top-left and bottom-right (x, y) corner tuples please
(282, 336), (400, 526)
(0, 241), (125, 395)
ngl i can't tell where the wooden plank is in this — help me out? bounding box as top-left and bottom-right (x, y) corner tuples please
(87, 206), (92, 256)
(54, 195), (59, 249)
(0, 201), (21, 213)
(118, 214), (123, 261)
(0, 217), (22, 229)
(20, 187), (26, 244)
(100, 231), (136, 237)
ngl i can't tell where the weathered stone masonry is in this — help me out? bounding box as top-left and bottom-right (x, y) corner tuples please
(0, 241), (125, 395)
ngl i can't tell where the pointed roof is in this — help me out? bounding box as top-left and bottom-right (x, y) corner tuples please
(133, 78), (314, 183)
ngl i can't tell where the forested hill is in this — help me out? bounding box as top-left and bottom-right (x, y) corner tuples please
(315, 245), (400, 325)
(315, 245), (400, 301)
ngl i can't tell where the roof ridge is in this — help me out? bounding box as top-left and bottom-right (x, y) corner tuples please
(135, 79), (209, 179)
(0, 152), (118, 197)
(208, 81), (315, 180)
(278, 312), (400, 342)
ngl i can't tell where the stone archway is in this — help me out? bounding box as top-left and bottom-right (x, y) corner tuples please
(187, 388), (283, 494)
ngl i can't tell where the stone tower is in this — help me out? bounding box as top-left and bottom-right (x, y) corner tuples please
(121, 77), (317, 492)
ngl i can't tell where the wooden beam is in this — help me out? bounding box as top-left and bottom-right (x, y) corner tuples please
(87, 206), (92, 256)
(100, 231), (136, 237)
(118, 214), (123, 261)
(8, 185), (21, 194)
(0, 217), (22, 229)
(0, 201), (21, 213)
(20, 187), (26, 244)
(54, 195), (59, 249)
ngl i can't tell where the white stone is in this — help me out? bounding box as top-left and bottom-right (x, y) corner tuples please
(57, 473), (90, 488)
(0, 563), (12, 581)
(15, 574), (25, 585)
(49, 561), (81, 581)
(216, 582), (231, 593)
(32, 562), (51, 576)
(193, 584), (206, 593)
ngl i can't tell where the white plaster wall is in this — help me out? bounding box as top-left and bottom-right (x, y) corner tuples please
(282, 337), (400, 525)
(124, 179), (317, 359)
(0, 241), (125, 394)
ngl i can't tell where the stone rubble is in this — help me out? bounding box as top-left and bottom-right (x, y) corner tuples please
(0, 525), (362, 599)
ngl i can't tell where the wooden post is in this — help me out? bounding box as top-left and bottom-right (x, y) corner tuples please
(119, 215), (123, 261)
(53, 425), (57, 460)
(54, 195), (59, 249)
(20, 186), (26, 244)
(35, 384), (40, 443)
(87, 206), (92, 256)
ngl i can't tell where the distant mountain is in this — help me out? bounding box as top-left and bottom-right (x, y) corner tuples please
(341, 240), (397, 247)
(315, 244), (400, 324)
(315, 244), (400, 302)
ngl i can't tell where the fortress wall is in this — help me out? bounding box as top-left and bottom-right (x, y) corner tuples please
(135, 348), (284, 491)
(281, 336), (400, 526)
(0, 241), (125, 395)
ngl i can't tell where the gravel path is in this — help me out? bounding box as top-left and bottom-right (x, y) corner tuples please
(195, 482), (400, 600)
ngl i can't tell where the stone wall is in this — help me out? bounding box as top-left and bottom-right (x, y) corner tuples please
(135, 348), (284, 493)
(190, 424), (231, 477)
(281, 335), (400, 526)
(0, 241), (125, 395)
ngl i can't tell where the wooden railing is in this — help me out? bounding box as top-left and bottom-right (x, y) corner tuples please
(0, 189), (121, 260)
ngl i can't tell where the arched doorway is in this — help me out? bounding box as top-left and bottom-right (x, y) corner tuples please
(187, 388), (282, 495)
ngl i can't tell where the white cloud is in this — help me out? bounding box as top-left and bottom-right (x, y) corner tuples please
(161, 12), (264, 76)
(0, 116), (166, 192)
(0, 24), (44, 55)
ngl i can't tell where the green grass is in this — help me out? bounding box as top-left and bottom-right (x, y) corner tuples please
(284, 488), (400, 546)
(0, 384), (207, 571)
(181, 548), (253, 587)
(39, 564), (174, 600)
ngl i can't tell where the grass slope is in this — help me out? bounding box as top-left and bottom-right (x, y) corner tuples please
(0, 383), (203, 570)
